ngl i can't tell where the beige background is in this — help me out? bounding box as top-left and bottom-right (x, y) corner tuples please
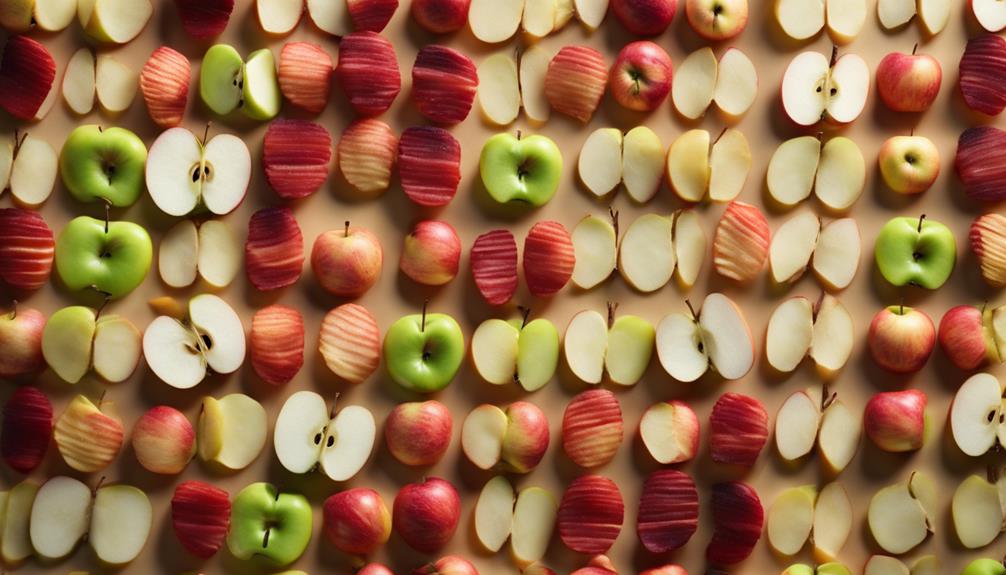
(3, 0), (1004, 573)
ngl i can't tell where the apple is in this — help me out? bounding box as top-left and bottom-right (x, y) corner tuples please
(474, 476), (557, 563)
(563, 305), (654, 386)
(171, 480), (231, 559)
(656, 292), (755, 382)
(411, 45), (478, 124)
(257, 0), (303, 34)
(262, 119), (332, 200)
(782, 48), (870, 126)
(972, 213), (1006, 286)
(557, 475), (624, 555)
(139, 46), (190, 128)
(471, 313), (559, 391)
(864, 389), (927, 452)
(707, 480), (762, 565)
(0, 304), (44, 378)
(477, 49), (551, 126)
(480, 132), (562, 207)
(938, 304), (1006, 370)
(867, 472), (936, 554)
(571, 555), (618, 575)
(0, 208), (54, 292)
(0, 0), (76, 31)
(346, 0), (399, 31)
(768, 210), (820, 284)
(227, 482), (312, 566)
(952, 474), (1006, 549)
(960, 34), (1006, 116)
(610, 41), (673, 112)
(775, 0), (866, 42)
(963, 559), (1006, 575)
(323, 488), (390, 555)
(637, 470), (699, 554)
(878, 135), (940, 195)
(385, 400), (452, 466)
(62, 48), (96, 115)
(1, 479), (37, 564)
(338, 118), (398, 195)
(131, 405), (195, 474)
(401, 220), (462, 286)
(667, 128), (752, 203)
(575, 126), (666, 203)
(311, 222), (383, 297)
(0, 35), (56, 121)
(384, 306), (464, 392)
(41, 305), (141, 384)
(570, 213), (617, 287)
(175, 0), (233, 38)
(774, 387), (861, 474)
(611, 0), (676, 35)
(712, 200), (770, 282)
(766, 135), (865, 211)
(765, 295), (855, 376)
(876, 46), (942, 112)
(949, 372), (1006, 456)
(158, 219), (240, 289)
(470, 229), (518, 305)
(319, 303), (381, 385)
(359, 565), (395, 575)
(416, 556), (480, 575)
(1, 386), (52, 474)
(813, 483), (853, 561)
(143, 294), (245, 389)
(398, 126), (461, 207)
(874, 215), (956, 289)
(545, 45), (608, 122)
(868, 305), (936, 373)
(278, 41), (333, 114)
(53, 394), (124, 472)
(766, 485), (816, 556)
(639, 400), (699, 465)
(78, 0), (152, 44)
(200, 44), (279, 120)
(462, 401), (550, 472)
(249, 304), (303, 386)
(273, 390), (376, 481)
(412, 0), (470, 32)
(685, 0), (747, 40)
(524, 220), (575, 297)
(393, 477), (460, 552)
(54, 215), (152, 299)
(244, 206), (304, 291)
(0, 132), (57, 208)
(709, 392), (768, 466)
(468, 0), (523, 43)
(59, 125), (146, 207)
(337, 31), (401, 117)
(973, 0), (1006, 31)
(957, 126), (1006, 204)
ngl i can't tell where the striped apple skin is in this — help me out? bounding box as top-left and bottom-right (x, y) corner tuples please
(712, 201), (770, 282)
(175, 0), (233, 39)
(0, 208), (54, 291)
(278, 41), (333, 114)
(0, 36), (56, 120)
(637, 469), (699, 553)
(706, 480), (763, 565)
(244, 207), (305, 291)
(470, 229), (518, 305)
(171, 480), (231, 559)
(709, 392), (768, 466)
(562, 389), (623, 468)
(338, 31), (401, 117)
(411, 45), (478, 124)
(139, 46), (190, 128)
(250, 304), (304, 386)
(263, 119), (332, 200)
(558, 474), (624, 554)
(319, 303), (381, 384)
(545, 45), (608, 122)
(971, 213), (1006, 286)
(524, 221), (575, 297)
(959, 34), (1006, 116)
(338, 118), (398, 195)
(398, 126), (461, 207)
(956, 126), (1006, 203)
(1, 386), (52, 474)
(347, 0), (398, 32)
(53, 406), (123, 473)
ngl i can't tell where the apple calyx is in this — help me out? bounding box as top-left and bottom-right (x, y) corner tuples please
(261, 484), (282, 549)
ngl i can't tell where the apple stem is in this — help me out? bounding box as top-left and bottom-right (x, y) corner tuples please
(684, 299), (697, 320)
(516, 130), (522, 141)
(8, 299), (16, 320)
(829, 45), (838, 67)
(609, 207), (620, 244)
(917, 214), (926, 233)
(344, 220), (350, 236)
(607, 301), (618, 328)
(103, 201), (110, 234)
(912, 43), (918, 56)
(815, 131), (823, 142)
(330, 392), (340, 418)
(98, 389), (107, 405)
(518, 305), (531, 329)
(201, 122), (212, 147)
(987, 464), (1001, 483)
(262, 528), (271, 549)
(11, 128), (26, 158)
(421, 300), (428, 332)
(97, 125), (103, 133)
(822, 383), (837, 410)
(713, 127), (728, 145)
(95, 294), (110, 319)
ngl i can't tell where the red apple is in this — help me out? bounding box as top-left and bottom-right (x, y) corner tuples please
(244, 207), (304, 291)
(956, 126), (1006, 203)
(571, 555), (618, 575)
(500, 400), (550, 472)
(971, 213), (1006, 287)
(411, 45), (478, 125)
(558, 475), (624, 555)
(311, 222), (383, 297)
(706, 480), (762, 565)
(470, 229), (518, 305)
(0, 35), (56, 120)
(400, 220), (462, 286)
(347, 0), (399, 32)
(637, 470), (698, 554)
(131, 405), (196, 475)
(612, 0), (677, 35)
(876, 47), (942, 112)
(959, 34), (1006, 116)
(610, 41), (673, 112)
(398, 126), (461, 207)
(685, 0), (747, 41)
(360, 565), (395, 575)
(323, 487), (391, 555)
(393, 477), (461, 553)
(414, 555), (479, 575)
(1, 386), (52, 474)
(0, 208), (54, 292)
(562, 389), (624, 468)
(545, 45), (609, 122)
(175, 0), (233, 39)
(262, 119), (332, 200)
(338, 31), (401, 117)
(864, 389), (927, 452)
(709, 392), (768, 466)
(140, 46), (191, 128)
(249, 304), (304, 385)
(523, 220), (575, 298)
(938, 304), (1003, 370)
(278, 41), (334, 114)
(0, 305), (45, 378)
(385, 400), (453, 466)
(171, 480), (231, 559)
(868, 305), (936, 374)
(411, 0), (470, 33)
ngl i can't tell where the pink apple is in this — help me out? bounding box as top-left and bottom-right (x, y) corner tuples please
(359, 564), (395, 575)
(641, 566), (689, 575)
(311, 222), (383, 297)
(400, 220), (461, 286)
(414, 555), (480, 575)
(685, 0), (747, 40)
(571, 555), (618, 575)
(864, 389), (927, 452)
(610, 41), (674, 112)
(0, 305), (45, 378)
(323, 487), (392, 555)
(868, 306), (936, 374)
(393, 477), (461, 553)
(501, 400), (550, 473)
(131, 406), (196, 475)
(385, 400), (453, 466)
(411, 0), (470, 33)
(611, 0), (677, 35)
(876, 48), (942, 113)
(938, 305), (1002, 370)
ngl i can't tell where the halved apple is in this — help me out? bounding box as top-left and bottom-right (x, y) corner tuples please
(307, 0), (350, 35)
(475, 475), (515, 552)
(667, 128), (751, 203)
(827, 0), (867, 42)
(579, 128), (622, 197)
(523, 0), (556, 37)
(520, 44), (552, 123)
(818, 398), (860, 474)
(781, 49), (870, 126)
(951, 473), (1006, 549)
(473, 475), (556, 566)
(470, 315), (559, 391)
(673, 47), (757, 120)
(1, 480), (38, 565)
(571, 213), (617, 289)
(158, 219), (240, 289)
(867, 472), (935, 554)
(574, 0), (608, 29)
(622, 126), (664, 202)
(713, 48), (758, 119)
(0, 132), (57, 208)
(197, 393), (267, 471)
(769, 210), (821, 284)
(878, 0), (916, 28)
(812, 218), (861, 290)
(41, 306), (142, 384)
(95, 53), (137, 113)
(950, 372), (1006, 457)
(619, 214), (674, 292)
(469, 0), (523, 43)
(655, 292), (754, 382)
(973, 0), (1006, 32)
(478, 52), (520, 126)
(62, 47), (95, 115)
(78, 0), (153, 44)
(766, 135), (865, 211)
(767, 485), (816, 555)
(813, 481), (852, 561)
(564, 305), (655, 386)
(257, 0), (303, 35)
(774, 387), (821, 458)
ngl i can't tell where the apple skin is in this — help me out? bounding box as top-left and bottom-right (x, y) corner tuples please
(322, 488), (391, 555)
(359, 565), (395, 575)
(131, 406), (196, 475)
(0, 306), (45, 378)
(501, 401), (550, 473)
(640, 566), (689, 575)
(938, 305), (1000, 370)
(311, 223), (383, 297)
(227, 482), (312, 566)
(962, 558), (1006, 575)
(868, 306), (936, 374)
(55, 216), (153, 299)
(414, 555), (479, 575)
(611, 0), (677, 35)
(393, 477), (460, 553)
(384, 312), (465, 393)
(685, 0), (747, 40)
(400, 220), (462, 286)
(411, 0), (470, 33)
(876, 51), (942, 112)
(385, 400), (453, 466)
(864, 390), (927, 452)
(878, 136), (940, 195)
(874, 216), (956, 290)
(479, 133), (563, 207)
(610, 41), (674, 112)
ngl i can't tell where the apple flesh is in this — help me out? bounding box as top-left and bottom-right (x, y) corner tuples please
(656, 292), (755, 382)
(197, 393), (268, 471)
(781, 49), (870, 126)
(639, 400), (699, 464)
(462, 402), (549, 473)
(972, 213), (1006, 287)
(867, 472), (936, 554)
(950, 372), (1006, 457)
(470, 315), (559, 392)
(938, 304), (1006, 370)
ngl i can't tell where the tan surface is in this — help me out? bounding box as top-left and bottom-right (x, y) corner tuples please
(3, 0), (1003, 573)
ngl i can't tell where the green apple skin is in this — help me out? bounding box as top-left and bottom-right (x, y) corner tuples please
(963, 559), (1006, 575)
(874, 216), (956, 290)
(60, 125), (147, 207)
(780, 565), (814, 575)
(817, 564), (852, 575)
(384, 313), (465, 393)
(242, 49), (280, 121)
(200, 44), (244, 116)
(55, 216), (152, 299)
(515, 318), (559, 391)
(227, 483), (312, 567)
(479, 133), (562, 207)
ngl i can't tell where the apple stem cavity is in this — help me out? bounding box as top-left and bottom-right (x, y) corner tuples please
(607, 301), (618, 328)
(518, 305), (531, 329)
(11, 128), (27, 159)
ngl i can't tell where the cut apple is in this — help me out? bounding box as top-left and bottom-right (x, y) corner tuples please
(520, 44), (552, 123)
(574, 0), (608, 29)
(769, 211), (821, 284)
(816, 137), (866, 211)
(42, 306), (141, 384)
(523, 0), (556, 37)
(712, 201), (770, 282)
(827, 0), (866, 42)
(159, 219), (240, 289)
(767, 485), (816, 556)
(918, 0), (950, 34)
(812, 218), (860, 290)
(571, 213), (617, 289)
(475, 476), (514, 552)
(95, 53), (137, 113)
(78, 0), (153, 44)
(809, 294), (855, 376)
(813, 481), (852, 561)
(781, 49), (870, 126)
(818, 399), (860, 473)
(774, 387), (821, 458)
(867, 472), (935, 554)
(622, 126), (664, 203)
(62, 47), (95, 115)
(673, 210), (706, 289)
(950, 372), (1006, 457)
(619, 214), (674, 293)
(767, 135), (864, 211)
(655, 293), (754, 382)
(713, 48), (757, 118)
(470, 315), (559, 392)
(563, 306), (654, 386)
(197, 393), (267, 471)
(776, 0), (825, 40)
(307, 0), (350, 35)
(878, 0), (916, 28)
(579, 128), (622, 197)
(866, 556), (910, 575)
(257, 0), (303, 34)
(672, 47), (717, 120)
(478, 52), (520, 126)
(767, 136), (820, 207)
(639, 400), (700, 465)
(668, 128), (751, 203)
(511, 486), (557, 566)
(951, 473), (1004, 549)
(3, 132), (57, 208)
(973, 0), (1006, 32)
(469, 0), (523, 43)
(1, 480), (38, 565)
(765, 295), (853, 375)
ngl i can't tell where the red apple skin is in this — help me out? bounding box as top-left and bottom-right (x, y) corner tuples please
(571, 555), (618, 574)
(876, 51), (942, 112)
(359, 565), (395, 575)
(612, 0), (677, 35)
(393, 477), (461, 553)
(414, 555), (479, 575)
(501, 401), (550, 473)
(1, 386), (52, 474)
(411, 0), (470, 33)
(323, 487), (392, 555)
(311, 224), (383, 297)
(0, 306), (45, 378)
(385, 400), (453, 466)
(938, 305), (997, 370)
(131, 406), (196, 475)
(864, 389), (927, 452)
(868, 306), (936, 374)
(706, 480), (762, 565)
(400, 220), (462, 286)
(641, 566), (689, 575)
(171, 480), (231, 559)
(610, 41), (674, 112)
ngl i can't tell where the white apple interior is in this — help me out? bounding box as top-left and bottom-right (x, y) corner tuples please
(571, 215), (616, 289)
(257, 0), (303, 35)
(318, 405), (376, 481)
(814, 136), (865, 211)
(62, 47), (95, 115)
(826, 0), (867, 41)
(656, 312), (708, 382)
(189, 293), (246, 376)
(147, 128), (250, 216)
(618, 214), (675, 293)
(708, 128), (751, 202)
(809, 295), (854, 374)
(307, 0), (351, 35)
(818, 400), (860, 473)
(95, 54), (137, 113)
(769, 211), (820, 284)
(878, 0), (916, 28)
(523, 0), (556, 37)
(776, 0), (825, 40)
(511, 486), (557, 565)
(10, 135), (57, 207)
(469, 0), (523, 42)
(573, 0), (608, 29)
(196, 219), (241, 288)
(2, 482), (38, 564)
(973, 0), (1006, 32)
(474, 475), (514, 552)
(159, 219), (199, 288)
(667, 129), (710, 202)
(203, 394), (268, 470)
(951, 372), (1006, 457)
(766, 486), (815, 555)
(812, 481), (852, 560)
(578, 128), (623, 197)
(472, 319), (520, 384)
(92, 315), (141, 383)
(274, 390), (330, 474)
(519, 44), (552, 123)
(825, 54), (870, 123)
(812, 218), (861, 290)
(29, 476), (90, 560)
(478, 52), (520, 126)
(461, 404), (508, 469)
(143, 316), (207, 389)
(621, 126), (664, 203)
(90, 485), (152, 565)
(34, 0), (77, 31)
(672, 48), (717, 120)
(766, 298), (814, 374)
(951, 475), (1004, 549)
(782, 51), (830, 126)
(672, 210), (706, 288)
(867, 475), (932, 554)
(767, 136), (820, 207)
(639, 402), (693, 464)
(564, 310), (608, 384)
(700, 293), (754, 380)
(918, 0), (951, 34)
(713, 49), (757, 118)
(774, 389), (820, 459)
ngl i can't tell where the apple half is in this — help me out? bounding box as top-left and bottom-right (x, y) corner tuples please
(672, 47), (757, 120)
(0, 131), (57, 208)
(667, 128), (752, 203)
(781, 48), (869, 127)
(564, 305), (655, 386)
(474, 475), (557, 566)
(577, 126), (665, 202)
(767, 135), (866, 212)
(950, 372), (1006, 457)
(773, 385), (861, 473)
(197, 393), (267, 471)
(867, 471), (936, 555)
(765, 295), (855, 376)
(41, 305), (141, 384)
(655, 292), (754, 382)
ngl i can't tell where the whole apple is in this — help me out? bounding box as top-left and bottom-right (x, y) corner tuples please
(393, 477), (460, 552)
(227, 482), (312, 566)
(612, 0), (677, 35)
(311, 222), (383, 297)
(938, 305), (1002, 370)
(874, 215), (956, 290)
(0, 305), (45, 378)
(878, 135), (940, 195)
(323, 488), (391, 555)
(131, 405), (196, 474)
(415, 555), (480, 575)
(385, 400), (453, 466)
(876, 48), (942, 113)
(400, 220), (462, 286)
(868, 306), (936, 373)
(685, 0), (747, 40)
(864, 389), (927, 452)
(411, 0), (470, 33)
(610, 41), (674, 112)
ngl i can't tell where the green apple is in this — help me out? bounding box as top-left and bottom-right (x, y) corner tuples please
(59, 125), (147, 207)
(78, 0), (153, 44)
(227, 483), (312, 567)
(875, 215), (956, 290)
(200, 45), (280, 121)
(242, 49), (280, 121)
(479, 132), (562, 207)
(470, 315), (559, 391)
(384, 308), (464, 393)
(55, 216), (152, 299)
(963, 559), (1006, 575)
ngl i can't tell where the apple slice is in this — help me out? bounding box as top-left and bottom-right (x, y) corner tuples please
(950, 372), (1006, 457)
(257, 0), (303, 34)
(28, 476), (90, 560)
(973, 0), (1006, 31)
(639, 400), (700, 465)
(952, 474), (1003, 548)
(564, 310), (608, 384)
(667, 129), (710, 202)
(673, 210), (706, 289)
(318, 303), (380, 385)
(766, 299), (814, 374)
(159, 220), (199, 288)
(619, 214), (674, 293)
(579, 128), (623, 197)
(520, 44), (552, 123)
(307, 0), (350, 35)
(7, 133), (57, 208)
(672, 47), (716, 120)
(523, 0), (556, 37)
(815, 136), (865, 211)
(767, 485), (816, 555)
(782, 50), (870, 126)
(813, 481), (852, 560)
(574, 0), (608, 29)
(918, 0), (950, 34)
(1, 480), (37, 565)
(819, 399), (860, 473)
(93, 316), (141, 383)
(34, 0), (78, 31)
(767, 136), (820, 207)
(62, 47), (95, 115)
(878, 0), (916, 29)
(827, 0), (866, 42)
(636, 470), (699, 554)
(90, 485), (152, 565)
(712, 201), (771, 282)
(769, 211), (820, 284)
(557, 475), (624, 555)
(478, 52), (520, 126)
(78, 0), (153, 44)
(571, 213), (617, 289)
(274, 391), (376, 481)
(471, 229), (518, 305)
(712, 48), (757, 118)
(777, 0), (824, 40)
(812, 218), (860, 290)
(159, 220), (240, 289)
(469, 0), (522, 42)
(809, 294), (854, 376)
(868, 472), (935, 554)
(475, 476), (514, 552)
(511, 487), (557, 566)
(656, 293), (755, 382)
(95, 53), (137, 113)
(866, 556), (910, 575)
(622, 126), (664, 203)
(470, 319), (519, 385)
(708, 128), (752, 202)
(197, 393), (267, 470)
